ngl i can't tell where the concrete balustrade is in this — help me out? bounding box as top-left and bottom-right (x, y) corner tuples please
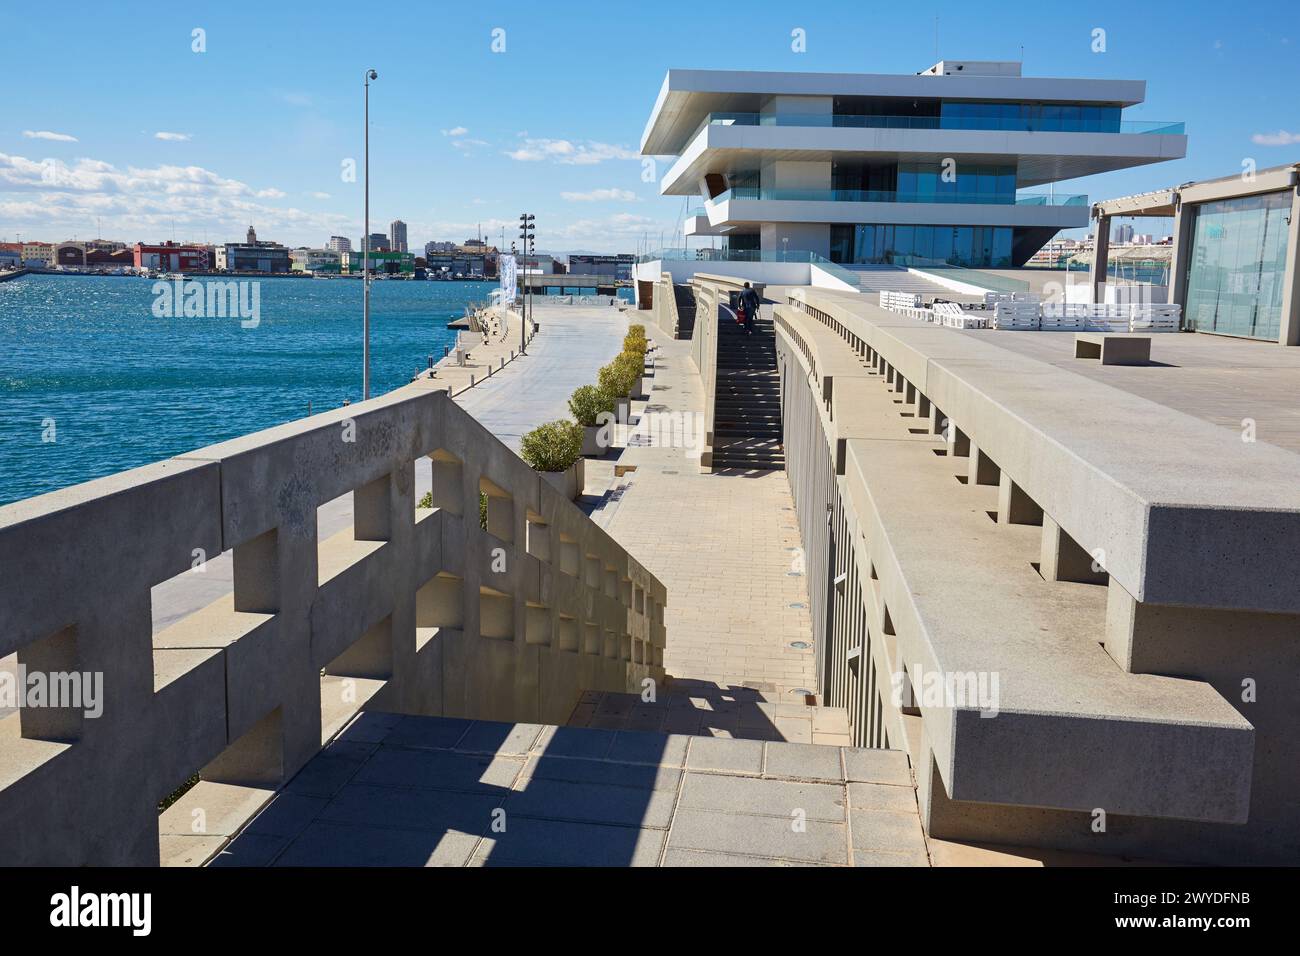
(0, 387), (666, 865)
(772, 287), (1300, 864)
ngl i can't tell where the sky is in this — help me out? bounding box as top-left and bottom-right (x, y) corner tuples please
(1, 0), (1296, 254)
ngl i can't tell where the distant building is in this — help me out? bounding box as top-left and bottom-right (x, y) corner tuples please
(1112, 222), (1135, 244)
(425, 253), (486, 277)
(326, 236), (352, 254)
(567, 253), (634, 280)
(425, 240), (456, 255)
(520, 253), (557, 274)
(365, 233), (389, 253)
(54, 243), (86, 268)
(134, 242), (210, 272)
(342, 250), (414, 275)
(84, 249), (134, 272)
(21, 242), (54, 267)
(290, 248), (342, 273)
(389, 220), (408, 253)
(0, 246), (20, 269)
(216, 241), (291, 273)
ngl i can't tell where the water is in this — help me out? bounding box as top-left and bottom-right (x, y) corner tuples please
(0, 274), (497, 505)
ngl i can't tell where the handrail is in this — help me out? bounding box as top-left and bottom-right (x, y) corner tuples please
(0, 384), (668, 864)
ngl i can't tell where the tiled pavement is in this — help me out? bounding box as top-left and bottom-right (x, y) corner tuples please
(211, 711), (929, 867)
(590, 332), (821, 702)
(569, 683), (852, 747)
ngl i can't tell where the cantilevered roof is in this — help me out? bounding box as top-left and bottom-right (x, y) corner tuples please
(641, 68), (1148, 155)
(1093, 163), (1299, 217)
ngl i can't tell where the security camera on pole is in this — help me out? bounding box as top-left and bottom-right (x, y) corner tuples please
(518, 213), (534, 354)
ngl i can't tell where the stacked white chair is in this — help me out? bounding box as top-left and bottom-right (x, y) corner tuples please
(1129, 303), (1181, 332)
(1082, 303), (1129, 333)
(992, 300), (1040, 331)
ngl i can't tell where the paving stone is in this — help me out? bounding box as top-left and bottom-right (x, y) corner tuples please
(241, 792), (328, 840)
(852, 847), (930, 867)
(662, 848), (822, 867)
(319, 783), (502, 833)
(472, 817), (666, 866)
(686, 737), (764, 775)
(286, 751), (368, 798)
(161, 834), (228, 868)
(532, 725), (616, 760)
(334, 711), (403, 745)
(764, 742), (844, 781)
(384, 715), (473, 751)
(607, 730), (688, 767)
(206, 833), (288, 867)
(666, 808), (848, 865)
(679, 772), (846, 822)
(850, 808), (929, 854)
(842, 747), (912, 786)
(275, 821), (480, 867)
(504, 777), (676, 828)
(517, 754), (681, 791)
(355, 748), (522, 793)
(848, 781), (919, 814)
(454, 720), (543, 755)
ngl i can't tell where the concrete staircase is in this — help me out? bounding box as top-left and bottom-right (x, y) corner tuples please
(672, 283), (697, 338)
(711, 312), (785, 471)
(838, 264), (957, 297)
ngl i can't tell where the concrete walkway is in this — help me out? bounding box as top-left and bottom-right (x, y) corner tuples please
(210, 711), (927, 867)
(586, 332), (822, 704)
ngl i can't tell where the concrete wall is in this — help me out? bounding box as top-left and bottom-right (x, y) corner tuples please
(771, 289), (1300, 864)
(0, 388), (667, 865)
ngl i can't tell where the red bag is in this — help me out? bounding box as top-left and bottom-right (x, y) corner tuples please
(736, 306), (747, 325)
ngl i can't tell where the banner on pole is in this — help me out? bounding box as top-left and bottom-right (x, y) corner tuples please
(499, 255), (517, 304)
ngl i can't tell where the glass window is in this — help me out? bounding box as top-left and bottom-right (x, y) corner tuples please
(1184, 191), (1290, 341)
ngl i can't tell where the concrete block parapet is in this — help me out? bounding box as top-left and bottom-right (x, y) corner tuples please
(773, 288), (1300, 864)
(0, 388), (666, 865)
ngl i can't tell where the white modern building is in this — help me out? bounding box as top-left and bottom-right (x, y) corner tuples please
(640, 60), (1186, 271)
(326, 235), (352, 254)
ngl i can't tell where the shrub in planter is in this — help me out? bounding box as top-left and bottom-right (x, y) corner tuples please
(419, 490), (488, 528)
(598, 359), (636, 399)
(520, 420), (584, 474)
(623, 333), (647, 356)
(627, 323), (646, 340)
(568, 384), (615, 427)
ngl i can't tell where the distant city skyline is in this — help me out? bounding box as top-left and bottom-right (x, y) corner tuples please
(1, 1), (1296, 252)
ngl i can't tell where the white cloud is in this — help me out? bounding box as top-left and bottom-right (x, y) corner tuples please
(0, 151), (353, 244)
(1251, 130), (1300, 146)
(561, 188), (638, 202)
(442, 126), (469, 137)
(307, 191), (331, 199)
(506, 138), (638, 165)
(22, 130), (77, 142)
(452, 138), (489, 150)
(154, 131), (192, 142)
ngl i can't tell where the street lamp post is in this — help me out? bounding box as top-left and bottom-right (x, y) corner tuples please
(363, 68), (378, 400)
(518, 213), (534, 355)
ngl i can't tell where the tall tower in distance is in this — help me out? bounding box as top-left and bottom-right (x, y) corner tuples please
(389, 219), (408, 254)
(246, 225), (258, 245)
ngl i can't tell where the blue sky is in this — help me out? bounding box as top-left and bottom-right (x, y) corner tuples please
(1, 0), (1296, 253)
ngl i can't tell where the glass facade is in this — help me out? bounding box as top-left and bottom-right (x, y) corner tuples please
(1183, 191), (1291, 341)
(830, 224), (1014, 267)
(939, 101), (1122, 133)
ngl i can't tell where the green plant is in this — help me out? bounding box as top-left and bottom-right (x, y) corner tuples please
(598, 359), (634, 399)
(569, 384), (616, 427)
(627, 323), (646, 339)
(520, 420), (584, 473)
(623, 333), (647, 356)
(614, 351), (643, 388)
(419, 489), (488, 529)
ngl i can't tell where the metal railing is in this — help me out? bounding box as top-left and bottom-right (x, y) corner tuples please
(713, 187), (1088, 207)
(693, 111), (1184, 141)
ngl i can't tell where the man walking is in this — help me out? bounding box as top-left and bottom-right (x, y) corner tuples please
(739, 282), (761, 336)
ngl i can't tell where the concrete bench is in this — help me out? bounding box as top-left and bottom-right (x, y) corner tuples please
(1073, 331), (1150, 365)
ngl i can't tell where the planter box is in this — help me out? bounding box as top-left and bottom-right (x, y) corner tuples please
(541, 459), (585, 502)
(630, 376), (647, 400)
(616, 396), (632, 423)
(581, 424), (609, 457)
